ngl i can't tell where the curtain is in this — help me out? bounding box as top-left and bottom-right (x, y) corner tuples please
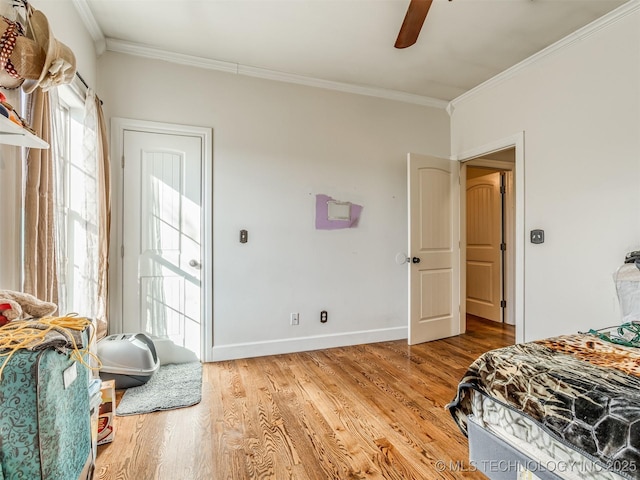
(23, 83), (110, 338)
(23, 88), (59, 306)
(79, 90), (110, 339)
(93, 92), (110, 339)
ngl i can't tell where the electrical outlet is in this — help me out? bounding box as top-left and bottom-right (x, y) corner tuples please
(290, 313), (299, 325)
(320, 310), (328, 323)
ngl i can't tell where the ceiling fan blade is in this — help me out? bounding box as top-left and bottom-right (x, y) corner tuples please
(394, 0), (433, 49)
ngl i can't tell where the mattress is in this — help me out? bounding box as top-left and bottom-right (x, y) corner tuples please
(448, 333), (640, 479)
(470, 391), (627, 480)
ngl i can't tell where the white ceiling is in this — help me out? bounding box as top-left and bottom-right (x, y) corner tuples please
(78, 0), (629, 104)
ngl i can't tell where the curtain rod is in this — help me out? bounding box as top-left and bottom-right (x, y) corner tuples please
(76, 71), (90, 90)
(75, 71), (103, 105)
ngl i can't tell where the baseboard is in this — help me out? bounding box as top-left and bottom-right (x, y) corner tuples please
(209, 326), (408, 361)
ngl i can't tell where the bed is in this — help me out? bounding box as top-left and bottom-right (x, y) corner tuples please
(447, 332), (640, 479)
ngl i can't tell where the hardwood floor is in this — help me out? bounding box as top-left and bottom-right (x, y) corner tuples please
(95, 317), (514, 479)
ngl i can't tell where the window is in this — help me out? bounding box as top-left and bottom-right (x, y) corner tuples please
(54, 85), (99, 318)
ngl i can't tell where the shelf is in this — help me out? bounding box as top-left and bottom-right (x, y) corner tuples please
(0, 115), (49, 149)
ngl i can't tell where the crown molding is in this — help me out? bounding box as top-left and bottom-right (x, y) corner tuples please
(447, 0), (640, 114)
(105, 39), (239, 74)
(71, 0), (106, 55)
(237, 64), (448, 108)
(104, 38), (448, 109)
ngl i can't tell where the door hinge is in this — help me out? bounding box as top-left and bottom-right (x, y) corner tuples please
(500, 243), (506, 251)
(500, 185), (506, 194)
(500, 300), (507, 308)
(121, 155), (125, 169)
(121, 245), (124, 258)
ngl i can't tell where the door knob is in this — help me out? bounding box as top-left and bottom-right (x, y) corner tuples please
(411, 257), (421, 264)
(189, 259), (202, 269)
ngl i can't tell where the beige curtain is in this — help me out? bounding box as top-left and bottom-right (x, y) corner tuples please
(95, 94), (110, 339)
(23, 88), (58, 306)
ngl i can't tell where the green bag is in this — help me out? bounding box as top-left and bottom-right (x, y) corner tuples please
(588, 322), (640, 348)
(0, 348), (91, 479)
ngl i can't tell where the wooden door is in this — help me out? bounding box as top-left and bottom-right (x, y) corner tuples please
(466, 170), (502, 322)
(408, 153), (460, 345)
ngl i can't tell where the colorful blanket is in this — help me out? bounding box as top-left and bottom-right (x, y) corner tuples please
(447, 334), (640, 478)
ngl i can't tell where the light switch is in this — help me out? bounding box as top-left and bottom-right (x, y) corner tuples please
(530, 229), (544, 244)
(240, 229), (248, 243)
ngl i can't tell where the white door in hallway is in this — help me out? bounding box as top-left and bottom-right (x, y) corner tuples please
(122, 130), (203, 357)
(408, 153), (460, 345)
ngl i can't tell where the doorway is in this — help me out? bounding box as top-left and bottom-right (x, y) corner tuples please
(407, 134), (524, 345)
(111, 118), (213, 361)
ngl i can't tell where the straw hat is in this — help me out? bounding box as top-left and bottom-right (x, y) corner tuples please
(22, 9), (76, 94)
(0, 15), (46, 89)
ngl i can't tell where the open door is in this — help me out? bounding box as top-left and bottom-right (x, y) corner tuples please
(408, 153), (460, 345)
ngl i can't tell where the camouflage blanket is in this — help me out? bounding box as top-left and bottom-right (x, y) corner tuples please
(447, 334), (640, 478)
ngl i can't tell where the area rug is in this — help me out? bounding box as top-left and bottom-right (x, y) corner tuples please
(116, 362), (203, 416)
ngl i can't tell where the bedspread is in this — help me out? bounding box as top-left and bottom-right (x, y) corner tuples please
(447, 334), (640, 478)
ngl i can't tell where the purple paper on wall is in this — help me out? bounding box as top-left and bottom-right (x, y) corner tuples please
(315, 194), (363, 230)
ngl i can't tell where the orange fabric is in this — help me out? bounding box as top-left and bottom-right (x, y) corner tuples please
(95, 94), (110, 339)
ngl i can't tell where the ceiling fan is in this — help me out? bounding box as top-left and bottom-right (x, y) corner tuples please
(395, 0), (448, 49)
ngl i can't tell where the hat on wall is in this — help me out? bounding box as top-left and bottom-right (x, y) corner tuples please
(0, 15), (46, 89)
(21, 9), (76, 94)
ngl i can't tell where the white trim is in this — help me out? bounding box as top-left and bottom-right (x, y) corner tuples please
(459, 163), (467, 334)
(454, 132), (526, 344)
(448, 0), (640, 113)
(504, 169), (515, 327)
(461, 158), (514, 169)
(71, 0), (106, 55)
(211, 327), (408, 362)
(104, 38), (448, 109)
(106, 39), (238, 74)
(237, 65), (448, 108)
(110, 118), (214, 362)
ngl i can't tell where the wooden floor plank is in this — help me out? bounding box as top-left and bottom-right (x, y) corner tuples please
(96, 316), (514, 479)
(324, 344), (474, 476)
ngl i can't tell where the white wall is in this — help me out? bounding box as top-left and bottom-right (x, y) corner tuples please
(0, 1), (97, 291)
(0, 143), (22, 290)
(97, 52), (450, 359)
(450, 6), (640, 341)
